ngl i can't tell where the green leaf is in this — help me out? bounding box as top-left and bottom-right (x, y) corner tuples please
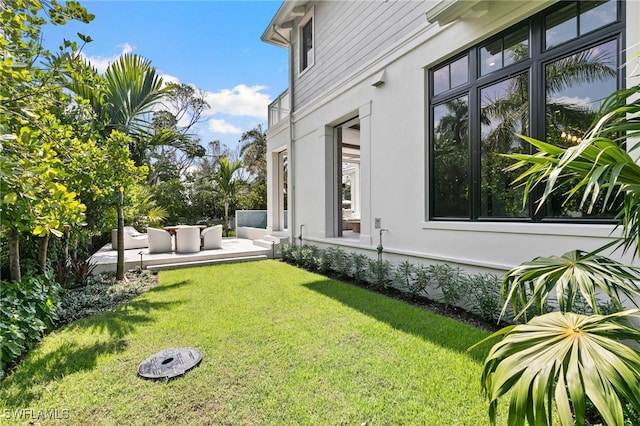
(479, 310), (640, 426)
(5, 341), (23, 357)
(32, 226), (47, 236)
(77, 32), (92, 43)
(2, 192), (18, 204)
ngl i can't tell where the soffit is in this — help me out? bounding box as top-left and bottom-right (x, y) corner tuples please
(425, 0), (491, 26)
(261, 0), (310, 48)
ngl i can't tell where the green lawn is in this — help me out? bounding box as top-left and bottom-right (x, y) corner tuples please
(0, 260), (504, 425)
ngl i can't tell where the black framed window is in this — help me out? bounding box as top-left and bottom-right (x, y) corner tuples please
(300, 16), (314, 72)
(429, 0), (623, 222)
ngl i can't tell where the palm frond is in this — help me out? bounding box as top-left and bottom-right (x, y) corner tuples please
(546, 49), (617, 95)
(501, 250), (640, 321)
(504, 83), (640, 255)
(478, 310), (640, 426)
(103, 53), (168, 134)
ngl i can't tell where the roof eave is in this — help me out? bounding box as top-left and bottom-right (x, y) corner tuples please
(425, 0), (490, 26)
(261, 0), (309, 47)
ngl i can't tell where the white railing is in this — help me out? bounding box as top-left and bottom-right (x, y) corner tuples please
(268, 89), (290, 128)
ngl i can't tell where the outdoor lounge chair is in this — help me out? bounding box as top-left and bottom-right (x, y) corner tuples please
(111, 226), (148, 250)
(175, 226), (201, 253)
(147, 227), (173, 253)
(201, 225), (223, 249)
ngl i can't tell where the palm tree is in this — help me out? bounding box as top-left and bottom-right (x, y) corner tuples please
(69, 53), (168, 279)
(213, 157), (243, 235)
(238, 124), (267, 183)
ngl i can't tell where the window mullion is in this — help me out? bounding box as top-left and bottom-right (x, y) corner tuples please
(468, 48), (480, 221)
(530, 14), (546, 222)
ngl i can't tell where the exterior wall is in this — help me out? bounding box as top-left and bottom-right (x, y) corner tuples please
(266, 118), (289, 232)
(268, 0), (640, 273)
(293, 1), (436, 110)
(236, 226), (270, 241)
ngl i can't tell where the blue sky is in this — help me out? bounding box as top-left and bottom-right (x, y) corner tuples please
(42, 1), (288, 151)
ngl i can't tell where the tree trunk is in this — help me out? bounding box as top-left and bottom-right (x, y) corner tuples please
(72, 234), (78, 262)
(224, 200), (229, 236)
(8, 228), (21, 282)
(63, 226), (70, 260)
(116, 190), (125, 280)
(37, 234), (50, 274)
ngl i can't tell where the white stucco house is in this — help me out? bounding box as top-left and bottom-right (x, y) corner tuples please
(260, 0), (640, 275)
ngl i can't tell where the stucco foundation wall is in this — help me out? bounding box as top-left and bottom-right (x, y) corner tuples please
(277, 0), (640, 273)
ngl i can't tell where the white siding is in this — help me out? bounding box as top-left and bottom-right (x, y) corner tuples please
(293, 0), (434, 110)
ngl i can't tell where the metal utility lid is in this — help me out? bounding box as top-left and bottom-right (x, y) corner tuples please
(137, 347), (203, 380)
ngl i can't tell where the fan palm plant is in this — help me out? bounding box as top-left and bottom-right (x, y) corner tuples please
(472, 56), (640, 424)
(501, 249), (640, 321)
(476, 310), (640, 426)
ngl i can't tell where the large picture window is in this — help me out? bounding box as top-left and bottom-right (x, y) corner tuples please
(429, 0), (623, 222)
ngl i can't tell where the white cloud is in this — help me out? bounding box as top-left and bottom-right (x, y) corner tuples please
(160, 74), (181, 86)
(81, 43), (134, 74)
(147, 76), (269, 142)
(551, 95), (593, 108)
(203, 84), (270, 119)
(207, 119), (243, 135)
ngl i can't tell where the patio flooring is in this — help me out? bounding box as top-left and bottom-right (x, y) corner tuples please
(90, 237), (273, 274)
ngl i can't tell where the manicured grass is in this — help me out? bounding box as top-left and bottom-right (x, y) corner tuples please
(0, 260), (503, 425)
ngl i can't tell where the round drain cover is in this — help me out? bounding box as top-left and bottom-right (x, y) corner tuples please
(137, 347), (203, 380)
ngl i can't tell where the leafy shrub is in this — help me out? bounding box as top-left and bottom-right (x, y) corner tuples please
(431, 264), (463, 308)
(325, 247), (350, 278)
(350, 253), (369, 283)
(367, 259), (393, 290)
(465, 273), (502, 323)
(316, 249), (332, 274)
(570, 293), (595, 315)
(519, 287), (553, 323)
(283, 244), (320, 271)
(1, 273), (62, 381)
(298, 245), (320, 270)
(279, 243), (295, 263)
(624, 400), (640, 426)
(399, 264), (431, 299)
(394, 261), (416, 293)
(563, 294), (622, 316)
(56, 268), (157, 326)
(597, 300), (622, 315)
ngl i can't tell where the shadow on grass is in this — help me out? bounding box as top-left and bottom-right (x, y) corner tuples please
(78, 298), (185, 338)
(1, 295), (185, 405)
(2, 339), (127, 407)
(146, 279), (192, 294)
(304, 279), (493, 362)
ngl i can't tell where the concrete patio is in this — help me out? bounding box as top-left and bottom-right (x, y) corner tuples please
(90, 237), (276, 274)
